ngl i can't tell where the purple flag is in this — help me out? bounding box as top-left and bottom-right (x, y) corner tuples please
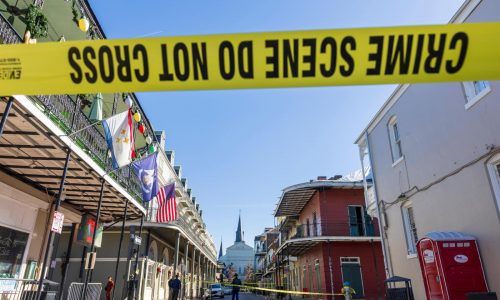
(132, 152), (158, 202)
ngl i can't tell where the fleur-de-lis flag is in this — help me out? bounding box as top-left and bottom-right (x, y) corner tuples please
(102, 109), (135, 169)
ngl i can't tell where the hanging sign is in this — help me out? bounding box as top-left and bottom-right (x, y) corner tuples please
(51, 211), (64, 234)
(0, 22), (499, 95)
(85, 251), (97, 270)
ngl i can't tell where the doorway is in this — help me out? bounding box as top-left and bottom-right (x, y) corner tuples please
(340, 257), (364, 298)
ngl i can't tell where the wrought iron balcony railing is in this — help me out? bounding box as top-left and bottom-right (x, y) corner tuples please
(0, 13), (143, 206)
(281, 222), (379, 243)
(146, 205), (211, 256)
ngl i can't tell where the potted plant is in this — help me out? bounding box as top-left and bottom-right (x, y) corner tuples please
(24, 4), (48, 43)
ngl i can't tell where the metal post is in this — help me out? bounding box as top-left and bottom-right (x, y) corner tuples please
(80, 179), (106, 300)
(132, 214), (145, 299)
(173, 232), (180, 277)
(36, 149), (72, 300)
(191, 248), (196, 298)
(182, 242), (190, 300)
(0, 97), (14, 138)
(197, 251), (201, 298)
(328, 241), (334, 300)
(58, 223), (78, 300)
(112, 199), (128, 300)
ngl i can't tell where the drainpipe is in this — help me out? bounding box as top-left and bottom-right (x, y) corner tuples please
(360, 132), (393, 277)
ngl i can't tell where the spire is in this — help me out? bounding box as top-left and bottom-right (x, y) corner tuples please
(218, 239), (223, 259)
(235, 213), (243, 243)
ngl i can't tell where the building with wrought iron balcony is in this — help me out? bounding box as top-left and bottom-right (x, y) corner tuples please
(272, 176), (386, 299)
(0, 1), (217, 299)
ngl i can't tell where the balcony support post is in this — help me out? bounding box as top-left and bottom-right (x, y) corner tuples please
(57, 223), (78, 300)
(0, 97), (14, 138)
(36, 148), (72, 300)
(132, 210), (145, 299)
(173, 231), (181, 277)
(191, 248), (196, 297)
(182, 241), (190, 299)
(112, 199), (128, 300)
(80, 179), (106, 300)
(328, 241), (334, 300)
(196, 250), (203, 298)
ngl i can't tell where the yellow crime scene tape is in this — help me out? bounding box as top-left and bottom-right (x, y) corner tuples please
(0, 22), (499, 95)
(200, 281), (359, 297)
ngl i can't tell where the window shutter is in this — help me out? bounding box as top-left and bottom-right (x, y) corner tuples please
(364, 207), (375, 236)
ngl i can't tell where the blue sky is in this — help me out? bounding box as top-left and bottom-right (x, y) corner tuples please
(89, 0), (464, 253)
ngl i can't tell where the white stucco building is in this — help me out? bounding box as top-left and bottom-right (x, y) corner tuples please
(355, 1), (500, 298)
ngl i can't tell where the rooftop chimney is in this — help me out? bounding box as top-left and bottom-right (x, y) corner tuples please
(317, 176), (327, 180)
(332, 175), (343, 180)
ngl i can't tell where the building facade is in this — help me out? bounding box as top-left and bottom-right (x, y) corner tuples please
(274, 178), (385, 300)
(355, 1), (500, 299)
(53, 147), (218, 300)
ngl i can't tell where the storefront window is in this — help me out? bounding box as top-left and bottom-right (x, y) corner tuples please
(0, 225), (29, 278)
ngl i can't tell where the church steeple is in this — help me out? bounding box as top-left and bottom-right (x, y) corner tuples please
(235, 214), (243, 243)
(218, 239), (223, 259)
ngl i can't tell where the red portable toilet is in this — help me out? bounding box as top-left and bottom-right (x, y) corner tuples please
(417, 232), (488, 300)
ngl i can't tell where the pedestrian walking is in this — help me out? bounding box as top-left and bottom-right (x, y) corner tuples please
(169, 274), (182, 300)
(231, 273), (242, 300)
(104, 276), (114, 300)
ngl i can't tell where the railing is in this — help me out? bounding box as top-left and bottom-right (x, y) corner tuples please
(0, 13), (143, 207)
(0, 278), (59, 299)
(283, 222), (379, 242)
(146, 205), (212, 257)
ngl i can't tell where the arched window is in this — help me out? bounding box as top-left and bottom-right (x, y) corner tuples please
(146, 241), (159, 288)
(148, 241), (158, 261)
(162, 248), (169, 266)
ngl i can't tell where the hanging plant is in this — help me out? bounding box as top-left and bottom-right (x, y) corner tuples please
(25, 5), (48, 39)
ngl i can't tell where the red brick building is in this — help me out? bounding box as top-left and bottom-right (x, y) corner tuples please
(274, 178), (385, 299)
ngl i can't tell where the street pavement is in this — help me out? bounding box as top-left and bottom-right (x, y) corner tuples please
(220, 292), (304, 300)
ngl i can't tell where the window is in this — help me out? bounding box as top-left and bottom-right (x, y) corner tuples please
(0, 225), (29, 278)
(388, 117), (403, 163)
(312, 213), (318, 236)
(402, 205), (418, 255)
(146, 263), (154, 287)
(306, 219), (310, 237)
(314, 259), (321, 292)
(487, 155), (500, 214)
(348, 206), (365, 236)
(463, 81), (491, 109)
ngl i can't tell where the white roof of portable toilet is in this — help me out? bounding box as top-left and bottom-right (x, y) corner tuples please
(425, 231), (476, 241)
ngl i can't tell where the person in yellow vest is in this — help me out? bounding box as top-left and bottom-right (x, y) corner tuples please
(341, 281), (356, 300)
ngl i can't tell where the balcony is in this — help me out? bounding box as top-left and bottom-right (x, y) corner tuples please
(254, 246), (267, 255)
(278, 222), (380, 256)
(145, 206), (213, 259)
(0, 13), (148, 219)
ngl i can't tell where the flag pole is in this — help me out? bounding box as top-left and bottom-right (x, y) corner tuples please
(59, 119), (102, 138)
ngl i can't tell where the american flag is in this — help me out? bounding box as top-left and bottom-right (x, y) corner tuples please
(156, 183), (177, 222)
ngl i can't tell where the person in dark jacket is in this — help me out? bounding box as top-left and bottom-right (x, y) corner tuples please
(168, 274), (182, 300)
(231, 273), (242, 300)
